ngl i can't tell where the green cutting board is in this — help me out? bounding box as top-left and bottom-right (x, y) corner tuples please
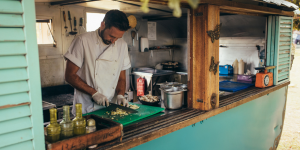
(84, 102), (164, 126)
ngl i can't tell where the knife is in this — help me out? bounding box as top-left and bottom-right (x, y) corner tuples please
(106, 103), (138, 114)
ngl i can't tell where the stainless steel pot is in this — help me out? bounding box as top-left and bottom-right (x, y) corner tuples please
(161, 89), (186, 109)
(158, 82), (182, 101)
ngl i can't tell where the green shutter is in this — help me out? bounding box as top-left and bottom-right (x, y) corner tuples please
(267, 16), (292, 85)
(0, 0), (45, 150)
(275, 16), (293, 84)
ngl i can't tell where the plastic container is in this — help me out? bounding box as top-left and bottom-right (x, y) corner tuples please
(219, 65), (233, 75)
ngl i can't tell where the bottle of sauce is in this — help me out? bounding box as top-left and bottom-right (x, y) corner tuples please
(72, 103), (86, 136)
(233, 59), (239, 74)
(60, 105), (73, 139)
(238, 59), (244, 75)
(86, 118), (97, 148)
(46, 108), (61, 143)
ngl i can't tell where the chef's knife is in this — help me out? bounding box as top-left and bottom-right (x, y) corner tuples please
(106, 103), (138, 113)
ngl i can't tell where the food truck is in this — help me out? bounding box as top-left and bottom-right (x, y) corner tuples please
(0, 0), (297, 149)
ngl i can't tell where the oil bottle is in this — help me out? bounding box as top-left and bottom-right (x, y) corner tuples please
(72, 103), (86, 136)
(46, 108), (61, 143)
(60, 105), (73, 139)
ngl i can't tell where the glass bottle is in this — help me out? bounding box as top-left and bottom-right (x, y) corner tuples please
(60, 105), (73, 139)
(46, 108), (61, 143)
(72, 103), (86, 136)
(86, 119), (97, 148)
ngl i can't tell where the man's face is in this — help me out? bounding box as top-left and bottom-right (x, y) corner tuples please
(100, 22), (125, 45)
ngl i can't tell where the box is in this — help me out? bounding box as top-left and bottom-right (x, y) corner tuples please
(45, 115), (123, 150)
(237, 75), (256, 82)
(219, 65), (233, 75)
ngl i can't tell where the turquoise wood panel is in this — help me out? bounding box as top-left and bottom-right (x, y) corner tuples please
(21, 0), (46, 149)
(278, 75), (289, 81)
(0, 81), (29, 96)
(279, 45), (290, 49)
(130, 87), (287, 150)
(0, 14), (23, 27)
(0, 42), (26, 56)
(273, 16), (279, 84)
(279, 57), (290, 63)
(0, 129), (33, 148)
(1, 141), (33, 150)
(0, 68), (28, 83)
(0, 93), (30, 107)
(266, 16), (272, 66)
(0, 1), (22, 14)
(0, 28), (25, 42)
(0, 105), (31, 122)
(278, 64), (289, 69)
(0, 117), (32, 135)
(0, 56), (27, 69)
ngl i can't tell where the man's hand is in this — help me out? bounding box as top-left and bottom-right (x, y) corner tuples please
(92, 92), (109, 107)
(117, 95), (129, 107)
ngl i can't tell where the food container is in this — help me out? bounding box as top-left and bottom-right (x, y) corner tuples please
(219, 65), (233, 75)
(158, 82), (182, 101)
(237, 75), (256, 82)
(161, 88), (186, 109)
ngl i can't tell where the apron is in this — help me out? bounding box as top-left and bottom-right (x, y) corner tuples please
(91, 44), (120, 112)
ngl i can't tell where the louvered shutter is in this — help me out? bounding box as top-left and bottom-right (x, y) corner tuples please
(0, 1), (45, 150)
(267, 16), (292, 85)
(275, 16), (293, 84)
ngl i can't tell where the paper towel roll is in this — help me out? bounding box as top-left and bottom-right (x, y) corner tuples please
(233, 59), (239, 74)
(238, 59), (244, 75)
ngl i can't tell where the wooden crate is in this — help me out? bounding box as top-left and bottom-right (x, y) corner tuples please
(45, 114), (123, 150)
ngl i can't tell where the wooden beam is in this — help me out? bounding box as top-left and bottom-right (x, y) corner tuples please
(189, 4), (220, 111)
(123, 0), (294, 17)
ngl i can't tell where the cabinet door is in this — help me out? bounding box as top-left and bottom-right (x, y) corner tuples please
(0, 0), (45, 150)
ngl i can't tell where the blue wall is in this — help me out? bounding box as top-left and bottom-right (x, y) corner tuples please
(131, 87), (287, 150)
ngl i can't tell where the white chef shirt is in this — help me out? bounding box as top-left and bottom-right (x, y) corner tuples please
(64, 29), (131, 115)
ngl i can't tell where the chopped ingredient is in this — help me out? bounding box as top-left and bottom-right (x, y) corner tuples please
(111, 108), (128, 116)
(139, 94), (159, 102)
(129, 104), (140, 110)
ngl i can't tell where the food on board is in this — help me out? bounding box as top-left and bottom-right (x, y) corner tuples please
(129, 104), (140, 110)
(110, 108), (129, 116)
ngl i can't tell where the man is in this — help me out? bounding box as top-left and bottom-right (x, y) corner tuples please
(64, 10), (131, 115)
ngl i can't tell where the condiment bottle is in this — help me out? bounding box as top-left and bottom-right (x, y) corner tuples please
(86, 119), (97, 148)
(46, 108), (61, 143)
(233, 59), (239, 74)
(72, 103), (86, 136)
(60, 105), (73, 139)
(238, 59), (244, 75)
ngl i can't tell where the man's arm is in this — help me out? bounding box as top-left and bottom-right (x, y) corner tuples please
(65, 60), (97, 96)
(116, 70), (126, 96)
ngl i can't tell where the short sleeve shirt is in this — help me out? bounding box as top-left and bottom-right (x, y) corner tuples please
(64, 29), (131, 114)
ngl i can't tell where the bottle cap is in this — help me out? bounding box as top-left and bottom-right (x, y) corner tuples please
(87, 119), (96, 127)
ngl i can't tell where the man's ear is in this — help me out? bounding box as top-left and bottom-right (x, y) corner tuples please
(100, 21), (105, 30)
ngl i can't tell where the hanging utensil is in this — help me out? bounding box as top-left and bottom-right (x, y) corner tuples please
(68, 11), (77, 35)
(74, 17), (77, 32)
(63, 11), (68, 33)
(79, 17), (86, 34)
(131, 30), (136, 46)
(135, 20), (141, 41)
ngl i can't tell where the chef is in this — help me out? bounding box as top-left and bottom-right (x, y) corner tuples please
(64, 10), (131, 115)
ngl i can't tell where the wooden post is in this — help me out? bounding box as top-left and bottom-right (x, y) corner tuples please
(188, 4), (220, 110)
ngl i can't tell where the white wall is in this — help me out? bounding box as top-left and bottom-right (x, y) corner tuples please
(219, 37), (264, 74)
(36, 3), (109, 87)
